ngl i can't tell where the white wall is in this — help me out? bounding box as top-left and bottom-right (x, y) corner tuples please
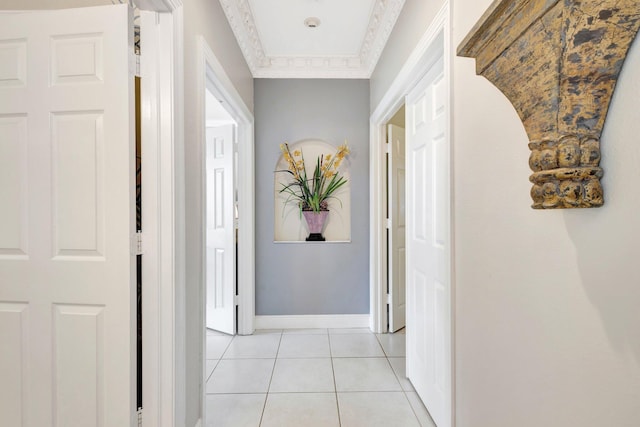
(452, 1), (640, 425)
(182, 1), (253, 426)
(369, 0), (446, 111)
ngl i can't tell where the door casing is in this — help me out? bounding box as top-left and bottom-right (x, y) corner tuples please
(138, 4), (185, 426)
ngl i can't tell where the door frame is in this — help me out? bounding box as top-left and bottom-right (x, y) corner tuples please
(138, 3), (185, 426)
(369, 0), (454, 423)
(197, 35), (255, 337)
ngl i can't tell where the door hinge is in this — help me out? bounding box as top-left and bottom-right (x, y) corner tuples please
(385, 218), (392, 229)
(384, 141), (391, 154)
(137, 407), (142, 426)
(234, 295), (239, 306)
(386, 293), (391, 304)
(130, 52), (141, 77)
(132, 231), (143, 255)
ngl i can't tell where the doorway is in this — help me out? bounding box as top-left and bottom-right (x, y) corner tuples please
(386, 106), (407, 333)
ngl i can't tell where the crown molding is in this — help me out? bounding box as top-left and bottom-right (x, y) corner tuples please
(360, 0), (405, 74)
(219, 0), (267, 73)
(219, 0), (405, 79)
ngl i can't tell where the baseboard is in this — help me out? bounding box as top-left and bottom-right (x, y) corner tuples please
(254, 314), (370, 330)
(193, 418), (202, 427)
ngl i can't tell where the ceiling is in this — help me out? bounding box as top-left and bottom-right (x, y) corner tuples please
(206, 88), (235, 126)
(219, 0), (406, 79)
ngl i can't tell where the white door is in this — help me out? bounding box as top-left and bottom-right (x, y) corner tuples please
(388, 123), (406, 332)
(405, 56), (451, 427)
(205, 124), (236, 335)
(0, 5), (136, 427)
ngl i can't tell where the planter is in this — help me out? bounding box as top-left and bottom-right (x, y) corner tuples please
(302, 210), (329, 241)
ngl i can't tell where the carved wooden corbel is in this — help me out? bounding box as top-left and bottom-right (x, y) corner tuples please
(457, 0), (640, 209)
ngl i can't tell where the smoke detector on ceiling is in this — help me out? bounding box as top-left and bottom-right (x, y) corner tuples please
(304, 17), (321, 28)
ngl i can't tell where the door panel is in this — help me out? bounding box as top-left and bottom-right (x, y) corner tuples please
(388, 123), (406, 332)
(0, 115), (28, 258)
(206, 124), (236, 335)
(0, 302), (28, 425)
(52, 112), (104, 258)
(406, 56), (450, 427)
(53, 304), (104, 427)
(0, 5), (135, 426)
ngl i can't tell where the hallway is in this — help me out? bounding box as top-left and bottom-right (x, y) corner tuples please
(205, 328), (436, 426)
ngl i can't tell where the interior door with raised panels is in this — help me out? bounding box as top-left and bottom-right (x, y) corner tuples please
(205, 124), (237, 335)
(405, 55), (451, 427)
(0, 5), (136, 426)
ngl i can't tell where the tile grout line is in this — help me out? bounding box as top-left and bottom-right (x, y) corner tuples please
(258, 330), (283, 427)
(204, 331), (235, 388)
(404, 390), (427, 427)
(380, 337), (400, 394)
(205, 330), (417, 426)
(374, 332), (386, 357)
(327, 332), (342, 427)
(380, 332), (423, 426)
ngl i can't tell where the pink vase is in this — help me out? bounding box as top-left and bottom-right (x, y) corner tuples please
(302, 210), (329, 241)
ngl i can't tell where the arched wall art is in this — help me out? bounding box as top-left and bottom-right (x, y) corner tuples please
(274, 139), (351, 242)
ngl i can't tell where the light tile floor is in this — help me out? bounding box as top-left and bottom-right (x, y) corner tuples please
(205, 328), (436, 427)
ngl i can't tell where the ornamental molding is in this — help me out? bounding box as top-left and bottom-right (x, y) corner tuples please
(219, 0), (405, 79)
(458, 0), (640, 209)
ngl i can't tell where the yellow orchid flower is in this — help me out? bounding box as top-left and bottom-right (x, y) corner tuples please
(276, 140), (350, 214)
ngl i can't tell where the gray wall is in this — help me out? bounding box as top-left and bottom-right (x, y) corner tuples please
(254, 79), (370, 315)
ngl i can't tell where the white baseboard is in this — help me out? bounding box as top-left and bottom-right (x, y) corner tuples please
(254, 314), (370, 330)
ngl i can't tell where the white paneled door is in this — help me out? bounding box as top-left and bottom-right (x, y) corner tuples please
(205, 125), (236, 335)
(405, 56), (451, 427)
(0, 5), (136, 427)
(388, 123), (406, 332)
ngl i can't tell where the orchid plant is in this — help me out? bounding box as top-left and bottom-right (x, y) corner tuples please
(277, 141), (350, 213)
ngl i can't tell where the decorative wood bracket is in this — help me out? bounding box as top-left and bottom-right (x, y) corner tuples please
(457, 0), (640, 209)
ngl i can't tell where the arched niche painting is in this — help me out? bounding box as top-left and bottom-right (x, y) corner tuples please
(274, 139), (351, 242)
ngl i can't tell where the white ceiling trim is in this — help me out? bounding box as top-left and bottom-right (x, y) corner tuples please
(219, 0), (405, 79)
